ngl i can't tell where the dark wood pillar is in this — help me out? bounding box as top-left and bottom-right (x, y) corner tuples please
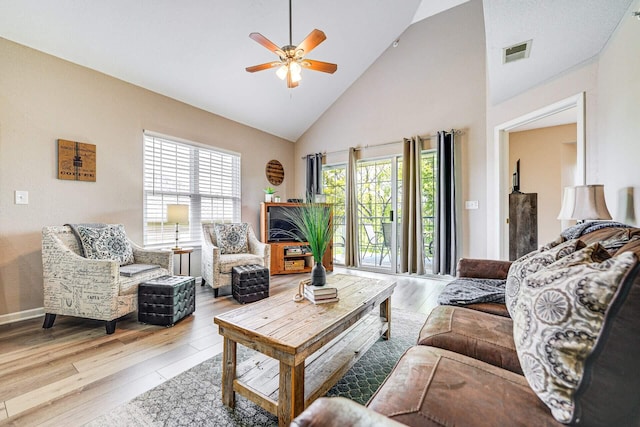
(509, 193), (538, 261)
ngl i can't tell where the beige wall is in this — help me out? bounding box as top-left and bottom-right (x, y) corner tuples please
(597, 0), (640, 226)
(509, 124), (577, 244)
(0, 38), (294, 318)
(294, 0), (487, 259)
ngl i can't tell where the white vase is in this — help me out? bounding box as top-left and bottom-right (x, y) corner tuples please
(265, 194), (273, 202)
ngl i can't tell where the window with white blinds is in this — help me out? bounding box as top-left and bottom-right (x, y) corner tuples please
(143, 132), (241, 247)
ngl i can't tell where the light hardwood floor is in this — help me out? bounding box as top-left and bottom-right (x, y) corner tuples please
(0, 268), (447, 426)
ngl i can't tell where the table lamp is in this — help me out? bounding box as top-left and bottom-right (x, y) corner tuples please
(571, 185), (612, 222)
(167, 204), (189, 250)
(557, 186), (576, 220)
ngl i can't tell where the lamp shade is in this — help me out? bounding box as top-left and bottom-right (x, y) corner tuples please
(571, 185), (612, 221)
(167, 204), (189, 224)
(557, 186), (576, 220)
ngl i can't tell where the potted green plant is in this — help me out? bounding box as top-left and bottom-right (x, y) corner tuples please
(264, 186), (277, 202)
(282, 201), (333, 286)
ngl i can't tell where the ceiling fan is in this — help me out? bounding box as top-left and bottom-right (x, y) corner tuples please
(245, 0), (337, 88)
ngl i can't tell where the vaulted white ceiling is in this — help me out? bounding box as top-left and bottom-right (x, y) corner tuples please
(0, 0), (633, 141)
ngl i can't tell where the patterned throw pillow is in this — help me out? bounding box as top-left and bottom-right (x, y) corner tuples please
(76, 224), (134, 266)
(214, 223), (249, 254)
(512, 251), (636, 423)
(505, 239), (585, 316)
(546, 242), (611, 269)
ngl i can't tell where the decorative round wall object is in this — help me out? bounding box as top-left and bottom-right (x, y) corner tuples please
(266, 159), (284, 186)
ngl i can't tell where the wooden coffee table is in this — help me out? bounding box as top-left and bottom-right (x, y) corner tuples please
(214, 273), (396, 426)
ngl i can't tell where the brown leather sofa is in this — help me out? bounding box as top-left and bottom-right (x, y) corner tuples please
(292, 227), (640, 427)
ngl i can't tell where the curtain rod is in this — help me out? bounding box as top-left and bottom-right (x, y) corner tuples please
(300, 129), (463, 159)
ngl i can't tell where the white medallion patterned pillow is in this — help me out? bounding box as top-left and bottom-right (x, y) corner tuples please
(505, 239), (585, 316)
(76, 224), (135, 266)
(214, 223), (249, 254)
(512, 250), (637, 423)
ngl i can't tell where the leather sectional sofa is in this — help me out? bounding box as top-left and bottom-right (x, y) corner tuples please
(292, 226), (640, 427)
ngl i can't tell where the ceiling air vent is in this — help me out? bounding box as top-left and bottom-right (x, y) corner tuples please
(503, 40), (532, 64)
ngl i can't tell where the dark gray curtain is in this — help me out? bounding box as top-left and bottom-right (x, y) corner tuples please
(433, 131), (458, 276)
(305, 153), (323, 201)
(400, 136), (425, 274)
(345, 147), (360, 267)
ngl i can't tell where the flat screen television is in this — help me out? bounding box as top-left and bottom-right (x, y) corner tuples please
(267, 206), (306, 242)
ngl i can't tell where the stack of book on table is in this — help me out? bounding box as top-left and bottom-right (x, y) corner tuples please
(304, 284), (339, 304)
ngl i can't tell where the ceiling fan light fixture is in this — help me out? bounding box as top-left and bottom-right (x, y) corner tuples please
(246, 0), (336, 88)
(291, 69), (302, 83)
(276, 65), (288, 80)
(290, 61), (302, 74)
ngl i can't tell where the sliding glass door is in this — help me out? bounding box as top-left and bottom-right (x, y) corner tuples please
(356, 157), (400, 271)
(322, 149), (437, 274)
(323, 165), (347, 265)
(421, 151), (436, 271)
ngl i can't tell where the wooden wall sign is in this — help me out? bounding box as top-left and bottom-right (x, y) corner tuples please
(265, 159), (284, 186)
(57, 139), (96, 181)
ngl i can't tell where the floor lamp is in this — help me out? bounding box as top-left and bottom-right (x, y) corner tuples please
(167, 204), (189, 250)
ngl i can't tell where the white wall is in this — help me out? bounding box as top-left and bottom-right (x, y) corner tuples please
(0, 38), (294, 317)
(597, 0), (640, 225)
(485, 0), (640, 255)
(486, 62), (599, 258)
(294, 0), (487, 259)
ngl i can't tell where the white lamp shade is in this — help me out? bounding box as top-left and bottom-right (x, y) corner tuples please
(276, 65), (288, 80)
(167, 204), (189, 224)
(571, 185), (612, 221)
(557, 187), (576, 220)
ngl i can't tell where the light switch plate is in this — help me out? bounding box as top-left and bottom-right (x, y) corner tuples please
(15, 190), (28, 205)
(465, 200), (479, 210)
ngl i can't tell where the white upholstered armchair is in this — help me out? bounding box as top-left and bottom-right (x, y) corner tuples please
(201, 223), (270, 297)
(42, 225), (173, 334)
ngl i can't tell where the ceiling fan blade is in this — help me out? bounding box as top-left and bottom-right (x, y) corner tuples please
(249, 32), (285, 57)
(301, 59), (337, 74)
(245, 61), (282, 73)
(296, 29), (326, 56)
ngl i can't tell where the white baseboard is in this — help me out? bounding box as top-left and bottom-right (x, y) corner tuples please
(0, 307), (44, 326)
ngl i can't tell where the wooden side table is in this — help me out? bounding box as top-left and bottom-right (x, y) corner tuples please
(172, 247), (193, 276)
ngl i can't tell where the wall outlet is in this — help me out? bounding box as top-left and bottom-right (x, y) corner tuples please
(15, 190), (29, 205)
(465, 200), (479, 210)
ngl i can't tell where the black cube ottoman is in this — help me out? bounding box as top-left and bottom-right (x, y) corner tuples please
(232, 265), (270, 304)
(138, 275), (196, 326)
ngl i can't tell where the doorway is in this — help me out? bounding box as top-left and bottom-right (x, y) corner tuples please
(489, 92), (586, 259)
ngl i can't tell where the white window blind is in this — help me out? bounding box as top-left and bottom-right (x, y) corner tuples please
(143, 132), (241, 247)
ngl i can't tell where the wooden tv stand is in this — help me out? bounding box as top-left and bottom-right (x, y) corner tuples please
(260, 202), (333, 275)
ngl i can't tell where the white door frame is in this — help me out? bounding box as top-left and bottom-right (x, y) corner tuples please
(488, 92), (586, 259)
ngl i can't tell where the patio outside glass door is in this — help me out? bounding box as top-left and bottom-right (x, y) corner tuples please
(322, 150), (436, 273)
(323, 165), (346, 265)
(356, 157), (400, 271)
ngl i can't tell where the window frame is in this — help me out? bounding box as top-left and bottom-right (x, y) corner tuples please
(143, 131), (241, 248)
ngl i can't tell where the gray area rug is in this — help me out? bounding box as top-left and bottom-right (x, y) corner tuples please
(86, 309), (427, 427)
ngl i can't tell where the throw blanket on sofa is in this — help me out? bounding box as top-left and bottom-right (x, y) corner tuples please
(561, 221), (633, 240)
(437, 278), (507, 306)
